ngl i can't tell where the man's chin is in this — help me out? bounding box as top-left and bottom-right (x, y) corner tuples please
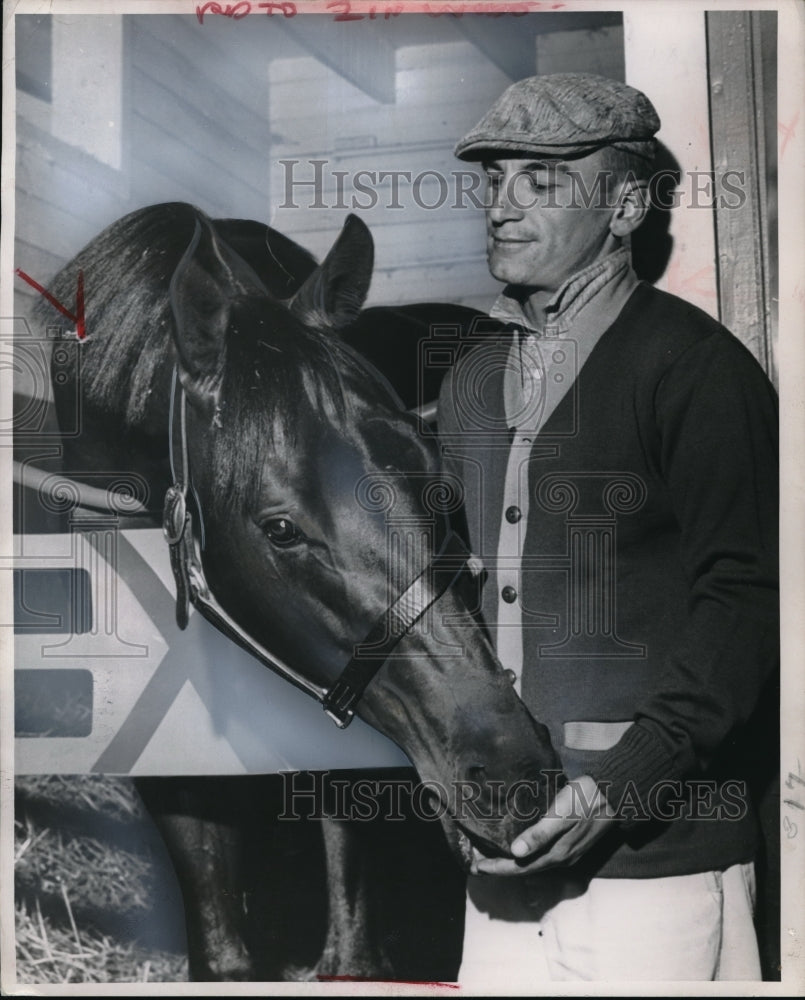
(488, 260), (521, 285)
(487, 251), (536, 287)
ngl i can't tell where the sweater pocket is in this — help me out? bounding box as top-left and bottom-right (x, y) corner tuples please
(563, 720), (633, 751)
(560, 720), (634, 782)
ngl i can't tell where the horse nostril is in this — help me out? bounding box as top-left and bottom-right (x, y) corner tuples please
(424, 786), (439, 807)
(466, 764), (487, 783)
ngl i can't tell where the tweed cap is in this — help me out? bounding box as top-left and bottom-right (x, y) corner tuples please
(455, 73), (660, 161)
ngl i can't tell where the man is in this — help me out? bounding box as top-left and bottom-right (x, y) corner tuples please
(437, 74), (778, 982)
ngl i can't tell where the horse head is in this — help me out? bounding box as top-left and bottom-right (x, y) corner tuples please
(167, 211), (562, 863)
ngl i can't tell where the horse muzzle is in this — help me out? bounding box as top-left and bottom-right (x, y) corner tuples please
(437, 766), (566, 871)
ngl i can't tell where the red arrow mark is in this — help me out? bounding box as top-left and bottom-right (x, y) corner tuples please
(15, 267), (87, 340)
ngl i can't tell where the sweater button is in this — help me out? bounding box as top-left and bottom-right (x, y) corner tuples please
(501, 585), (518, 604)
(505, 505), (522, 524)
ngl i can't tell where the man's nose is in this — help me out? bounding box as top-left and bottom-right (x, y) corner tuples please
(487, 179), (525, 225)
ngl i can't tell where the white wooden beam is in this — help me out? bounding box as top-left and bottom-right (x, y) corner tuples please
(623, 6), (718, 319)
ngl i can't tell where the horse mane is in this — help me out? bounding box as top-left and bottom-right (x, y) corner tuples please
(38, 203), (318, 430)
(39, 202), (407, 517)
(210, 296), (406, 517)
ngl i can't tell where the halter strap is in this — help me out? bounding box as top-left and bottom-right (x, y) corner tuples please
(163, 372), (328, 702)
(162, 370), (471, 728)
(322, 529), (469, 726)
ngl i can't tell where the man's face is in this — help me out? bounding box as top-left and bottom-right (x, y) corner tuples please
(483, 151), (619, 293)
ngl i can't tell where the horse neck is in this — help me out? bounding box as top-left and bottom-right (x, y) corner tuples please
(56, 393), (171, 517)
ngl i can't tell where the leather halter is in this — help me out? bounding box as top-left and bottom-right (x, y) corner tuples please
(162, 370), (471, 728)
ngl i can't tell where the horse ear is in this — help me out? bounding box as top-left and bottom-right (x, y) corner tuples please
(169, 214), (267, 412)
(289, 214), (374, 333)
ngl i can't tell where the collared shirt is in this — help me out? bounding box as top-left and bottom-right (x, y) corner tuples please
(490, 248), (638, 695)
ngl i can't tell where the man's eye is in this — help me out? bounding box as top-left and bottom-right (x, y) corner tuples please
(262, 516), (304, 548)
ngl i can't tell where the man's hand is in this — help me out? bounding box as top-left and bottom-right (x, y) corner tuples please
(472, 775), (617, 876)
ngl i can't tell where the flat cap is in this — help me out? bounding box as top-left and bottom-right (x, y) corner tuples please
(455, 73), (660, 161)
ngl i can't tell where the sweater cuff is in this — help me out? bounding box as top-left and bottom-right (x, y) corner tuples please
(586, 723), (678, 821)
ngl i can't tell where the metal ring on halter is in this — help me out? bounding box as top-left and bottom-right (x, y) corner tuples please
(162, 486), (187, 545)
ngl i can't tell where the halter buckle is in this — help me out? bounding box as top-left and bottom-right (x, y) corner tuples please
(163, 485), (188, 545)
(322, 680), (358, 729)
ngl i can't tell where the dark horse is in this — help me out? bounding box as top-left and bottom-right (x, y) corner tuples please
(41, 203), (561, 980)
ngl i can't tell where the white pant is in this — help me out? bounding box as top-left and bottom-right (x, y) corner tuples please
(459, 862), (761, 985)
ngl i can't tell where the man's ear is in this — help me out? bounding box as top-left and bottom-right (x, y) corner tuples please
(608, 176), (650, 239)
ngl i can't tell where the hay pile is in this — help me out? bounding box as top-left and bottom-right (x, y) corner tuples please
(14, 774), (187, 985)
(15, 898), (185, 984)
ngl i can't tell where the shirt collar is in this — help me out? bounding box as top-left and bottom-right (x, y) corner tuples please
(490, 246), (635, 338)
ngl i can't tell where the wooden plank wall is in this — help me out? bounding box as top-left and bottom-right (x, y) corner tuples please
(127, 16), (273, 222)
(14, 14), (273, 325)
(15, 13), (624, 327)
(269, 41), (508, 312)
(269, 22), (624, 312)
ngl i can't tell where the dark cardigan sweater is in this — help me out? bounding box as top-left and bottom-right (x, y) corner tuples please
(438, 282), (779, 878)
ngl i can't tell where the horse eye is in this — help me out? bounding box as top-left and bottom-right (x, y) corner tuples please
(262, 516), (303, 548)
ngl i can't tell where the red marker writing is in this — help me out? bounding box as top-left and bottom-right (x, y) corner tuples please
(15, 268), (86, 340)
(317, 975), (460, 988)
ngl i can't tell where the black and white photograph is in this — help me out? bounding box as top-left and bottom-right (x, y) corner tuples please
(1, 0), (803, 993)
